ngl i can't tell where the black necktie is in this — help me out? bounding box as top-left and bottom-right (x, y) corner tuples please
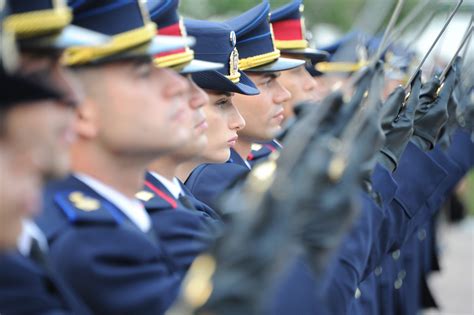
(29, 237), (48, 268)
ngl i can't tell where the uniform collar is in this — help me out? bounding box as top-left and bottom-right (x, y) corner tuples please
(74, 173), (151, 233)
(149, 172), (183, 199)
(229, 148), (252, 169)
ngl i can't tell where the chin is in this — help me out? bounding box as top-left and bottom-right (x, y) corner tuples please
(205, 148), (230, 164)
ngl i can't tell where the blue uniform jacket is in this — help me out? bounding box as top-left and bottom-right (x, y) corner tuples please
(36, 175), (183, 315)
(0, 249), (91, 315)
(185, 148), (250, 210)
(139, 172), (221, 273)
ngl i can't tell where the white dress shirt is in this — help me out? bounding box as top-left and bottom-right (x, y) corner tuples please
(150, 172), (184, 199)
(75, 173), (151, 233)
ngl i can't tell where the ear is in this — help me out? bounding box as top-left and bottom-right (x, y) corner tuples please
(74, 98), (98, 139)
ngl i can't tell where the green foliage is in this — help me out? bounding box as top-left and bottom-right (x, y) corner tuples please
(179, 0), (419, 32)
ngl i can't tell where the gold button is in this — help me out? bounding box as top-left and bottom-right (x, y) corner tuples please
(394, 279), (403, 290)
(398, 270), (406, 280)
(392, 249), (401, 260)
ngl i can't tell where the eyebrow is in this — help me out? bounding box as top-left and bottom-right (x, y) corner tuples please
(129, 58), (152, 69)
(262, 72), (280, 80)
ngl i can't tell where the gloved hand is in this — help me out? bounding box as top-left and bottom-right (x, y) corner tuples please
(412, 59), (459, 151)
(378, 71), (422, 171)
(438, 58), (463, 149)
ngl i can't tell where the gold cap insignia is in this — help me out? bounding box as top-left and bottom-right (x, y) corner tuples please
(69, 191), (100, 212)
(229, 47), (239, 76)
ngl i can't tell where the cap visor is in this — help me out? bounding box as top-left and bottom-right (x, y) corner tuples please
(244, 57), (305, 72)
(19, 25), (110, 50)
(177, 59), (224, 74)
(192, 70), (260, 95)
(281, 48), (329, 63)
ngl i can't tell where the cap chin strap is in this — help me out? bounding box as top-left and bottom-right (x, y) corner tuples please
(63, 23), (157, 66)
(239, 49), (281, 71)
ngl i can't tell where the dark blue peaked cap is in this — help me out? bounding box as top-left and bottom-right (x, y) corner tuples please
(5, 0), (109, 50)
(270, 0), (328, 62)
(185, 19), (259, 95)
(64, 0), (193, 66)
(147, 0), (222, 74)
(225, 1), (304, 72)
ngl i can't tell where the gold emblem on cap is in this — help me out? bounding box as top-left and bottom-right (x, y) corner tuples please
(229, 48), (239, 76)
(227, 47), (241, 83)
(69, 191), (100, 212)
(135, 191), (155, 202)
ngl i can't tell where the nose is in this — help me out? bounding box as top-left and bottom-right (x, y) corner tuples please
(274, 78), (292, 104)
(189, 79), (209, 110)
(53, 63), (83, 107)
(302, 70), (317, 92)
(228, 104), (246, 131)
(162, 68), (190, 98)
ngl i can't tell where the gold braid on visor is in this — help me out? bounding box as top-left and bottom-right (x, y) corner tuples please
(315, 60), (368, 73)
(3, 7), (72, 39)
(153, 47), (194, 68)
(238, 48), (281, 71)
(274, 39), (308, 50)
(63, 23), (157, 66)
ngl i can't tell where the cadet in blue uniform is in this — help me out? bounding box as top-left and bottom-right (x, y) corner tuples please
(270, 0), (329, 123)
(0, 1), (109, 313)
(185, 1), (304, 208)
(34, 1), (206, 314)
